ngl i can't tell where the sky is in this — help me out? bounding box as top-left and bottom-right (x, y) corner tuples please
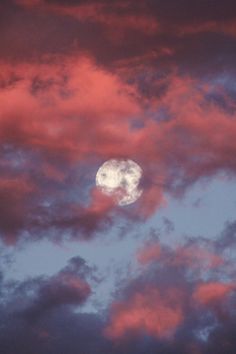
(0, 1), (236, 353)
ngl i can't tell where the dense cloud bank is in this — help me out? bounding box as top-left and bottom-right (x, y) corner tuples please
(1, 56), (236, 243)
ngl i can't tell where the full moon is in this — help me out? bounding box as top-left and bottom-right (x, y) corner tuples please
(95, 159), (143, 206)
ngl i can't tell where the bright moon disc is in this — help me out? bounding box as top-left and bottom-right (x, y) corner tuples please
(96, 159), (143, 206)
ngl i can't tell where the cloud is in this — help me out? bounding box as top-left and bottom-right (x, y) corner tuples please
(0, 0), (232, 82)
(22, 272), (91, 322)
(0, 1), (236, 353)
(8, 256), (92, 323)
(11, 0), (236, 78)
(0, 229), (236, 353)
(216, 220), (236, 250)
(137, 239), (224, 271)
(137, 242), (162, 265)
(15, 0), (236, 40)
(0, 56), (145, 243)
(0, 176), (35, 244)
(15, 0), (159, 38)
(193, 282), (234, 306)
(105, 234), (235, 342)
(105, 287), (184, 339)
(1, 54), (236, 244)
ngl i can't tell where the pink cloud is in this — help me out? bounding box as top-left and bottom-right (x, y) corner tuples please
(137, 242), (162, 265)
(1, 55), (236, 242)
(193, 282), (235, 305)
(105, 287), (184, 339)
(137, 240), (224, 270)
(0, 56), (140, 159)
(105, 235), (234, 342)
(171, 245), (224, 270)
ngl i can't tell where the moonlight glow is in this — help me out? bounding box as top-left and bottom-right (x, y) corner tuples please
(96, 159), (143, 206)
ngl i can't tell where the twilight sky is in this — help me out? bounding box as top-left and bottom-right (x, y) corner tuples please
(1, 1), (236, 353)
